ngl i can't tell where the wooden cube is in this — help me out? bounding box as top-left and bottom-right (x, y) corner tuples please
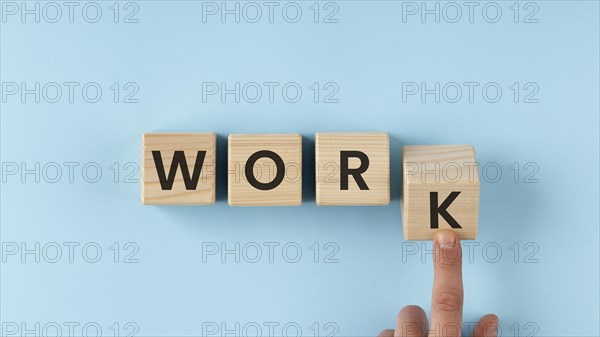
(228, 134), (302, 206)
(315, 132), (390, 206)
(142, 133), (216, 205)
(402, 145), (479, 240)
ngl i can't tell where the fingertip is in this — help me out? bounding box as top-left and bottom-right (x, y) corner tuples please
(396, 305), (428, 337)
(434, 230), (459, 247)
(483, 313), (499, 323)
(473, 314), (499, 337)
(397, 305), (427, 321)
(433, 230), (462, 269)
(377, 328), (394, 337)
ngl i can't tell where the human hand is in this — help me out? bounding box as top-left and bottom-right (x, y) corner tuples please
(378, 230), (498, 337)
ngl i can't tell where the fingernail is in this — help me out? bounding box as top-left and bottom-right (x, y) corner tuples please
(490, 323), (499, 337)
(435, 230), (456, 249)
(487, 315), (499, 337)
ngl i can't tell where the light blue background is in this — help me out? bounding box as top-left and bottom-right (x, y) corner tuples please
(1, 1), (599, 336)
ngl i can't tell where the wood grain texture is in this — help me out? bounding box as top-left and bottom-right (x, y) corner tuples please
(142, 133), (216, 205)
(402, 145), (479, 240)
(228, 134), (302, 206)
(315, 132), (390, 206)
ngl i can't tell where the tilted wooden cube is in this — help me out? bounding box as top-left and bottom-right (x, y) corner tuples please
(228, 134), (302, 206)
(142, 133), (216, 205)
(315, 132), (390, 206)
(402, 145), (479, 240)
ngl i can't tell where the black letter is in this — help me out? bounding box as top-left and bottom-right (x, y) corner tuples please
(152, 151), (206, 190)
(430, 191), (462, 229)
(245, 150), (285, 190)
(340, 151), (369, 190)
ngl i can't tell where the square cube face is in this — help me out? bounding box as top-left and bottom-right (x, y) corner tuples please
(228, 134), (302, 206)
(316, 132), (390, 206)
(402, 145), (479, 240)
(142, 133), (216, 205)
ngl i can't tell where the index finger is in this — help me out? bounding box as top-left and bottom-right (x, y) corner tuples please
(430, 230), (463, 337)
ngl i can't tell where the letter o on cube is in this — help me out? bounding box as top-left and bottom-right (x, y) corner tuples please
(228, 134), (302, 206)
